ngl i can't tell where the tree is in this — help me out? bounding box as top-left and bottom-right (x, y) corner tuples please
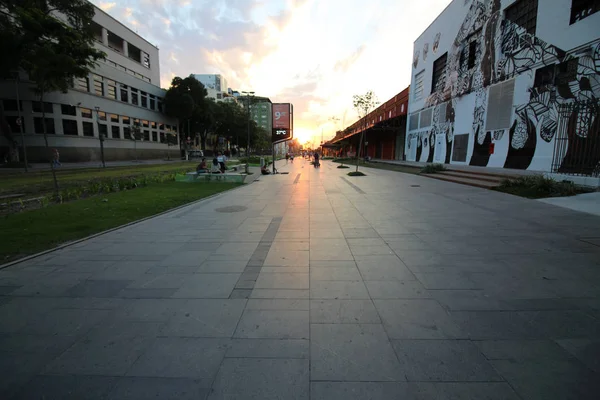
(163, 75), (208, 152)
(0, 0), (104, 194)
(165, 132), (177, 160)
(352, 91), (378, 172)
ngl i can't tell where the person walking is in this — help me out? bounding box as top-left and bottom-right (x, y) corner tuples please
(52, 148), (61, 168)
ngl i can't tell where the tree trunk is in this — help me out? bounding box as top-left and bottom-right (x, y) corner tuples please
(0, 107), (20, 163)
(355, 131), (364, 172)
(40, 91), (60, 198)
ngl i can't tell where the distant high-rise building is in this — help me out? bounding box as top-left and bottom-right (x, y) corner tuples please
(192, 74), (230, 101)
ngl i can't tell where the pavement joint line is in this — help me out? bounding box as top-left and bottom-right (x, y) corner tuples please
(0, 177), (259, 271)
(229, 217), (283, 299)
(340, 176), (366, 194)
(293, 173), (301, 184)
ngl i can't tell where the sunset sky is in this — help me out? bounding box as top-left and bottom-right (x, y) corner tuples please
(92, 0), (452, 145)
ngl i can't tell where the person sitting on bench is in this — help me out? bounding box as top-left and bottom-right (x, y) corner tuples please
(211, 157), (222, 174)
(261, 164), (271, 175)
(196, 158), (208, 174)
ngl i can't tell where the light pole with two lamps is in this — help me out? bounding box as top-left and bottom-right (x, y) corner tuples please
(241, 91), (255, 174)
(94, 106), (106, 168)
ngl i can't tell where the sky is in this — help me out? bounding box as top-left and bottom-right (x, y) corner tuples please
(92, 0), (452, 145)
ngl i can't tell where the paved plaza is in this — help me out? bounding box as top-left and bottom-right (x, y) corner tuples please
(1, 159), (599, 399)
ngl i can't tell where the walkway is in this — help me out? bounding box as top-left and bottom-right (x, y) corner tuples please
(1, 159), (599, 399)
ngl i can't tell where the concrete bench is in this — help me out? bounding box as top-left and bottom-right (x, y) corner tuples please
(228, 164), (247, 172)
(178, 172), (247, 184)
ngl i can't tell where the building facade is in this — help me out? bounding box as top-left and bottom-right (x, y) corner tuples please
(0, 3), (179, 163)
(405, 0), (600, 177)
(329, 88), (409, 160)
(192, 74), (230, 101)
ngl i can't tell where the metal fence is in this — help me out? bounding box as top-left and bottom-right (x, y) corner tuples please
(551, 100), (600, 177)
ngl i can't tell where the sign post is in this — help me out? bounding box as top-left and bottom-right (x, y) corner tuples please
(271, 103), (293, 174)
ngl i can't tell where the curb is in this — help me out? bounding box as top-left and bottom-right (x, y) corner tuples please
(0, 178), (258, 271)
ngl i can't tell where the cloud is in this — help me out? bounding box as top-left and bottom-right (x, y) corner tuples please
(97, 2), (116, 11)
(334, 45), (366, 73)
(90, 0), (453, 142)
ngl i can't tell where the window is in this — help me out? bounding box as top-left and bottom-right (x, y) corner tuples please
(98, 124), (108, 138)
(159, 123), (165, 130)
(111, 125), (121, 139)
(413, 71), (425, 101)
(62, 119), (78, 136)
(122, 116), (130, 125)
(485, 79), (515, 131)
(152, 132), (158, 142)
(150, 97), (156, 110)
(107, 30), (124, 53)
(142, 52), (151, 68)
(120, 85), (129, 103)
(505, 0), (538, 35)
(570, 0), (599, 23)
(91, 21), (103, 42)
(157, 98), (163, 112)
(110, 114), (119, 123)
(409, 113), (419, 131)
(451, 134), (469, 162)
(32, 102), (53, 114)
(143, 130), (150, 141)
(131, 89), (138, 106)
(420, 108), (433, 128)
(556, 58), (579, 85)
(61, 104), (77, 116)
(123, 126), (132, 139)
(141, 92), (148, 108)
(468, 40), (477, 69)
(80, 108), (92, 119)
(127, 43), (142, 63)
(75, 76), (89, 92)
(34, 117), (55, 134)
(93, 75), (103, 96)
(106, 80), (117, 99)
(142, 120), (149, 128)
(431, 53), (447, 93)
(2, 99), (21, 112)
(82, 121), (94, 137)
(534, 64), (556, 88)
(160, 132), (166, 143)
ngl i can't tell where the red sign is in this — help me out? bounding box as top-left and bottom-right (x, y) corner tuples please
(272, 104), (291, 130)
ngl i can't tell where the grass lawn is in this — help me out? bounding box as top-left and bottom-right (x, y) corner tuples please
(0, 181), (241, 264)
(0, 161), (204, 198)
(333, 159), (421, 175)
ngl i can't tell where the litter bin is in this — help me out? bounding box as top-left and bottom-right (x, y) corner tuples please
(260, 157), (265, 167)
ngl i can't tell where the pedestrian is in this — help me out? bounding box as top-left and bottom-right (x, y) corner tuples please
(285, 153), (289, 164)
(290, 153), (294, 163)
(196, 157), (208, 174)
(52, 148), (61, 167)
(217, 151), (226, 173)
(313, 151), (320, 168)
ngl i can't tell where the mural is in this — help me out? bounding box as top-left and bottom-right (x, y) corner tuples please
(433, 33), (441, 53)
(409, 0), (600, 175)
(413, 49), (420, 69)
(423, 43), (429, 61)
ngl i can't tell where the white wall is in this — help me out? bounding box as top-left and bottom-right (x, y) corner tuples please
(92, 5), (160, 85)
(406, 0), (600, 174)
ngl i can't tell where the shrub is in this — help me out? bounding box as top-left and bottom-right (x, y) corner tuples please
(347, 171), (366, 176)
(420, 163), (447, 173)
(337, 165), (350, 169)
(497, 175), (587, 198)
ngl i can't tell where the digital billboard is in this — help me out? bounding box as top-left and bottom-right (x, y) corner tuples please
(272, 103), (293, 143)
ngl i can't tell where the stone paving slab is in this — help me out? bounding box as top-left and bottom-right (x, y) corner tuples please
(1, 159), (600, 399)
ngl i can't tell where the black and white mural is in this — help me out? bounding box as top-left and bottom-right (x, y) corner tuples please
(409, 0), (600, 175)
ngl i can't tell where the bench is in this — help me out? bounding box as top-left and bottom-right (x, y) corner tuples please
(228, 163), (247, 172)
(177, 172), (247, 184)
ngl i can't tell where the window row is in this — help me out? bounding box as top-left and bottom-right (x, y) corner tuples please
(73, 75), (163, 112)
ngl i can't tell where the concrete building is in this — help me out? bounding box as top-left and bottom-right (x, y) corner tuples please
(192, 74), (230, 101)
(329, 88), (409, 160)
(0, 2), (179, 162)
(405, 0), (600, 179)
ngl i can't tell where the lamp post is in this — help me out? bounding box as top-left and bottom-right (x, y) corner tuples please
(94, 106), (106, 168)
(242, 91), (255, 174)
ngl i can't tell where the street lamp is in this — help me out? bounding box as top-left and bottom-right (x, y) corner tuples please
(241, 91), (255, 174)
(94, 106), (106, 168)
